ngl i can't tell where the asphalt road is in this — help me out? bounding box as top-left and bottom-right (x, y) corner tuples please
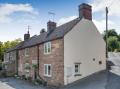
(0, 71), (120, 89)
(0, 71), (106, 89)
(61, 71), (106, 89)
(106, 53), (120, 89)
(0, 77), (45, 89)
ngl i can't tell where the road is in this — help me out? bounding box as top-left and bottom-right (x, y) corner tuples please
(0, 77), (45, 89)
(106, 52), (120, 89)
(0, 71), (106, 89)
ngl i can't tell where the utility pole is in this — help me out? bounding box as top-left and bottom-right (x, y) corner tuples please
(0, 41), (2, 61)
(106, 7), (108, 59)
(106, 7), (109, 89)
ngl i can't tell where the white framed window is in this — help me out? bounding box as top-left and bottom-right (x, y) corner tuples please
(44, 64), (52, 77)
(25, 48), (29, 56)
(44, 42), (51, 54)
(74, 63), (80, 75)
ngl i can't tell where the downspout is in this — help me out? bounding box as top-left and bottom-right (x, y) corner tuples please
(37, 45), (39, 77)
(16, 50), (19, 75)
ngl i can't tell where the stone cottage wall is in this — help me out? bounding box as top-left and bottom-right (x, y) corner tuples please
(39, 38), (64, 86)
(18, 46), (38, 79)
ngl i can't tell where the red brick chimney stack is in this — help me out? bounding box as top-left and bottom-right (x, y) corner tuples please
(79, 3), (92, 20)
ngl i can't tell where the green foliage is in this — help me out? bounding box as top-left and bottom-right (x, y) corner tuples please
(0, 38), (22, 61)
(103, 29), (120, 52)
(118, 34), (120, 41)
(103, 29), (118, 40)
(24, 63), (31, 70)
(108, 36), (119, 51)
(32, 64), (38, 69)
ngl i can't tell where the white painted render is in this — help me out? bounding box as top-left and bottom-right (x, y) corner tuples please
(64, 18), (106, 85)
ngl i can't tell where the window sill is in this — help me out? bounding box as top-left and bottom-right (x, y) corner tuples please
(44, 53), (51, 55)
(25, 55), (29, 57)
(74, 74), (82, 77)
(44, 75), (52, 78)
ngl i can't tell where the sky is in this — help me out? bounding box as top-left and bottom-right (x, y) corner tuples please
(0, 0), (120, 42)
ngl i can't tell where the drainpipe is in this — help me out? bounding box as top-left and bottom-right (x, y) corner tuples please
(37, 45), (39, 77)
(16, 50), (18, 75)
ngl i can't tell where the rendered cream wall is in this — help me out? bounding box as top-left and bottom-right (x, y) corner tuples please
(64, 18), (106, 85)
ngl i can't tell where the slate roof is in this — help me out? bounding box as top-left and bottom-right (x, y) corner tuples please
(6, 17), (81, 52)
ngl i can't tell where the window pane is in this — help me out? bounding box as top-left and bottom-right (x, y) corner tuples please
(48, 65), (51, 75)
(48, 47), (50, 52)
(25, 48), (29, 56)
(75, 64), (80, 74)
(44, 65), (47, 75)
(44, 42), (51, 54)
(44, 44), (47, 53)
(48, 42), (51, 53)
(45, 45), (47, 53)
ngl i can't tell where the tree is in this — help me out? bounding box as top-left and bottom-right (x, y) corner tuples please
(103, 29), (118, 40)
(118, 34), (120, 41)
(108, 36), (119, 52)
(0, 38), (22, 62)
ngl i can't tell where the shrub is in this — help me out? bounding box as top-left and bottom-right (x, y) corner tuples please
(32, 64), (38, 69)
(25, 76), (32, 82)
(0, 61), (2, 70)
(14, 74), (20, 79)
(32, 78), (46, 85)
(0, 70), (7, 77)
(25, 63), (31, 70)
(21, 75), (26, 80)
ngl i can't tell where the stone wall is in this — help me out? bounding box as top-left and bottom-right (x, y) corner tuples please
(18, 46), (38, 79)
(39, 38), (64, 86)
(4, 51), (17, 76)
(18, 38), (64, 86)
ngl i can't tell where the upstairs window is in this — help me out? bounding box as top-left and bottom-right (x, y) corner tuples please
(44, 42), (51, 54)
(25, 48), (29, 56)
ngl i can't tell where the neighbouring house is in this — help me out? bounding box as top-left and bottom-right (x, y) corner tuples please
(4, 42), (23, 76)
(4, 3), (106, 86)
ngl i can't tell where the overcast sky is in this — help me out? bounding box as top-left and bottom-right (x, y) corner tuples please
(0, 0), (120, 42)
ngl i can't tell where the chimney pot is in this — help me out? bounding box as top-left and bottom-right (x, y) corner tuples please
(40, 28), (46, 34)
(79, 3), (92, 20)
(24, 31), (30, 41)
(47, 21), (56, 32)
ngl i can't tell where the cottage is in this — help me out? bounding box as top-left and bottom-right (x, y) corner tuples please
(3, 42), (23, 76)
(4, 3), (106, 86)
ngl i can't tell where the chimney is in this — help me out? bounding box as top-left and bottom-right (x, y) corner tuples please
(24, 30), (30, 41)
(79, 3), (92, 20)
(40, 28), (46, 34)
(47, 21), (56, 32)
